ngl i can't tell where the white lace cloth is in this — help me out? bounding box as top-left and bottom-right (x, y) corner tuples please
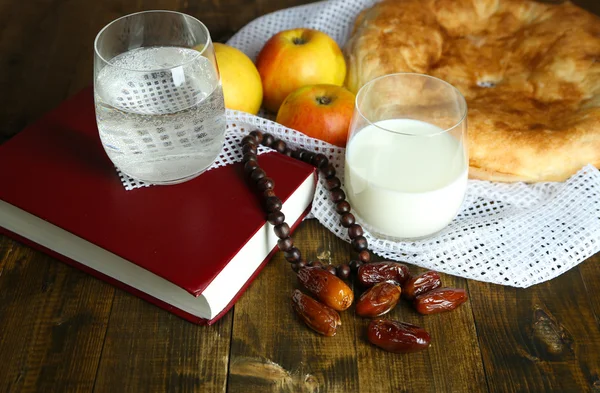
(120, 0), (600, 288)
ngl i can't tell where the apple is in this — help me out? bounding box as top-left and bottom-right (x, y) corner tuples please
(276, 84), (355, 147)
(256, 28), (346, 113)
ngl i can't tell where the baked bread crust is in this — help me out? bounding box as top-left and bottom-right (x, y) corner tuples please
(344, 0), (600, 182)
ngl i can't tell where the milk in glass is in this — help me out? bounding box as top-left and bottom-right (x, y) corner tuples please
(344, 119), (467, 239)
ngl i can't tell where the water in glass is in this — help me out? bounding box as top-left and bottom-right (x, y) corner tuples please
(95, 46), (226, 183)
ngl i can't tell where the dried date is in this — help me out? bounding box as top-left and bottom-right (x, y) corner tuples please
(297, 267), (354, 311)
(355, 282), (401, 318)
(414, 288), (468, 315)
(367, 319), (431, 353)
(291, 290), (341, 336)
(402, 271), (442, 300)
(357, 261), (410, 287)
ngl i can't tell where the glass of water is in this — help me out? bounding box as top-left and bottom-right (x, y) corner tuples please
(94, 11), (226, 184)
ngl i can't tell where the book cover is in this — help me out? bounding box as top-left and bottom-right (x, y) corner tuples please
(0, 88), (316, 324)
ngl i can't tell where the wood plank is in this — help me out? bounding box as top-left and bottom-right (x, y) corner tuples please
(0, 0), (322, 136)
(355, 264), (488, 393)
(227, 219), (360, 392)
(469, 267), (600, 392)
(579, 254), (600, 328)
(92, 291), (232, 393)
(573, 0), (600, 15)
(66, 0), (147, 96)
(182, 0), (319, 43)
(0, 234), (12, 271)
(0, 0), (111, 142)
(0, 236), (114, 393)
(228, 219), (487, 392)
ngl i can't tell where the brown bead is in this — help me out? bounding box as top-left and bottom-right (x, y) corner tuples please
(326, 265), (337, 276)
(291, 149), (304, 159)
(321, 164), (336, 178)
(284, 148), (293, 157)
(348, 224), (364, 239)
(330, 188), (346, 203)
(352, 235), (368, 252)
(326, 177), (341, 190)
(337, 263), (351, 279)
(242, 152), (257, 163)
(308, 260), (323, 269)
(267, 211), (285, 226)
(358, 250), (371, 263)
(284, 247), (301, 262)
(335, 200), (351, 214)
(302, 151), (315, 164)
(249, 130), (263, 143)
(243, 160), (259, 174)
(274, 223), (290, 238)
(274, 140), (287, 154)
(340, 213), (355, 228)
(257, 177), (275, 192)
(312, 153), (328, 169)
(265, 196), (282, 212)
(349, 260), (363, 273)
(250, 168), (266, 182)
(263, 189), (276, 198)
(262, 133), (275, 147)
(241, 135), (257, 146)
(242, 143), (257, 154)
(277, 237), (293, 251)
(292, 260), (307, 273)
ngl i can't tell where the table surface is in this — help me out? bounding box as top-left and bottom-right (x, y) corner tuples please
(1, 0), (600, 392)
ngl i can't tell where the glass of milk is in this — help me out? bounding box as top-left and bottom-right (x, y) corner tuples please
(94, 11), (226, 184)
(345, 73), (468, 240)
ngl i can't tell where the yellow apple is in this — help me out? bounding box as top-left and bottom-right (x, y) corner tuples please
(276, 84), (355, 147)
(256, 29), (346, 113)
(213, 43), (263, 115)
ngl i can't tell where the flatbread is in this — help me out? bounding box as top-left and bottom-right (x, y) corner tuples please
(344, 0), (600, 182)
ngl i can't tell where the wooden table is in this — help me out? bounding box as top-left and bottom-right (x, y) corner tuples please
(1, 0), (600, 392)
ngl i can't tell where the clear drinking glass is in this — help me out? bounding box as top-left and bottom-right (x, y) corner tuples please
(344, 73), (468, 240)
(94, 11), (226, 184)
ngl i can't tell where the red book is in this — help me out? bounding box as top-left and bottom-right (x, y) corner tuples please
(0, 88), (316, 325)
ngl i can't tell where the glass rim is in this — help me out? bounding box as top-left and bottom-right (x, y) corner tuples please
(93, 10), (210, 73)
(355, 72), (468, 138)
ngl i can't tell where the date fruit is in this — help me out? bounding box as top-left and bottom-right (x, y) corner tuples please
(414, 288), (468, 315)
(292, 290), (341, 336)
(297, 267), (354, 311)
(357, 261), (410, 287)
(355, 282), (401, 318)
(402, 271), (442, 300)
(367, 319), (431, 353)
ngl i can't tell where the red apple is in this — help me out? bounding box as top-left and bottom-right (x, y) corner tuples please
(256, 28), (346, 113)
(276, 84), (355, 147)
